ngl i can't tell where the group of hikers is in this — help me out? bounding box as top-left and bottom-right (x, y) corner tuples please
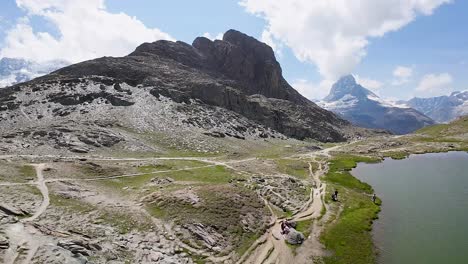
(331, 189), (377, 204)
(280, 220), (294, 235)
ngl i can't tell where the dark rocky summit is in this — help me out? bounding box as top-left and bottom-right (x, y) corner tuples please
(321, 75), (435, 134)
(0, 30), (370, 154)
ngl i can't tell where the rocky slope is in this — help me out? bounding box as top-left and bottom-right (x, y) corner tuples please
(0, 30), (370, 155)
(319, 75), (435, 134)
(0, 57), (68, 88)
(404, 91), (468, 123)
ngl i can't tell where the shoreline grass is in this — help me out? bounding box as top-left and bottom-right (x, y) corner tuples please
(320, 155), (381, 264)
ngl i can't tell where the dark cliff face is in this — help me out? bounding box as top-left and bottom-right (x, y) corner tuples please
(4, 30), (354, 142)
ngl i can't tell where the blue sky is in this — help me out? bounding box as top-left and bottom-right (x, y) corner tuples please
(0, 0), (466, 100)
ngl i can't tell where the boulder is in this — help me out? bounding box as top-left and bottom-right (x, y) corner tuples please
(285, 228), (305, 245)
(0, 203), (29, 217)
(0, 235), (9, 249)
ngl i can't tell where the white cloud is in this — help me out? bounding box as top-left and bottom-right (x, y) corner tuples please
(354, 75), (383, 90)
(202, 32), (223, 41)
(392, 65), (413, 85)
(261, 30), (283, 57)
(240, 0), (450, 80)
(416, 73), (453, 97)
(291, 78), (333, 100)
(0, 0), (174, 63)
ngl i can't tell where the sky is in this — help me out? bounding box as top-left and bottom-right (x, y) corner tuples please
(0, 0), (466, 100)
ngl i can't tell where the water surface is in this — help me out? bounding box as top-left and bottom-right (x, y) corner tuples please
(352, 152), (468, 264)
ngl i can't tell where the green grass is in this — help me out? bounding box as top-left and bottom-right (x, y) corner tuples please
(321, 155), (382, 264)
(49, 193), (95, 213)
(325, 155), (380, 193)
(415, 116), (468, 139)
(275, 159), (310, 179)
(146, 185), (268, 255)
(97, 210), (153, 234)
(102, 161), (232, 190)
(382, 151), (409, 160)
(295, 219), (313, 239)
(415, 123), (450, 136)
(19, 165), (36, 178)
(163, 165), (234, 184)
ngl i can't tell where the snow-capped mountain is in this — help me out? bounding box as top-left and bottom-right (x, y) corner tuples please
(319, 75), (435, 134)
(0, 57), (69, 88)
(404, 91), (468, 123)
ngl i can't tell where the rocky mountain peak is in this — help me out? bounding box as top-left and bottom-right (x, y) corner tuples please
(192, 29), (303, 102)
(324, 75), (375, 102)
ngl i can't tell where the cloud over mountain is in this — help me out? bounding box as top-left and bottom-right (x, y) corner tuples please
(0, 0), (173, 63)
(240, 0), (450, 80)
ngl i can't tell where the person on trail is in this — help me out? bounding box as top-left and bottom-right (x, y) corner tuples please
(372, 193), (377, 204)
(280, 220), (292, 235)
(334, 190), (338, 199)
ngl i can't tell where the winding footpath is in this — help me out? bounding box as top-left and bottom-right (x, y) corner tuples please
(238, 153), (332, 264)
(3, 164), (49, 264)
(0, 144), (344, 263)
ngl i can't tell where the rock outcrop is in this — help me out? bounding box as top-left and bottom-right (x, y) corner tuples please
(0, 30), (372, 155)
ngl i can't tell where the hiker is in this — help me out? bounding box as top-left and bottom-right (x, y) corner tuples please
(331, 193), (336, 201)
(331, 190), (338, 201)
(280, 220), (291, 235)
(372, 193), (377, 204)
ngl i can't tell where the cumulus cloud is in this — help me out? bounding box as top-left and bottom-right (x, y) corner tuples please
(392, 65), (413, 85)
(240, 0), (450, 80)
(0, 0), (174, 63)
(416, 73), (453, 97)
(291, 79), (333, 100)
(202, 32), (223, 41)
(354, 75), (383, 90)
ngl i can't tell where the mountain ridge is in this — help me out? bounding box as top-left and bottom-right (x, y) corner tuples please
(319, 75), (435, 134)
(404, 91), (468, 123)
(0, 30), (375, 155)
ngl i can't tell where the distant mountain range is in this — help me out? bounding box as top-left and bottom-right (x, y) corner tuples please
(403, 91), (468, 123)
(319, 75), (435, 134)
(0, 57), (69, 88)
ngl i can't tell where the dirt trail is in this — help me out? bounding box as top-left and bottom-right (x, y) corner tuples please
(3, 164), (49, 264)
(23, 164), (49, 222)
(238, 152), (332, 264)
(0, 144), (346, 263)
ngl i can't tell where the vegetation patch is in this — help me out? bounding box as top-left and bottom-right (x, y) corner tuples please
(325, 155), (380, 193)
(382, 151), (409, 160)
(275, 159), (310, 179)
(0, 163), (36, 183)
(49, 193), (95, 213)
(321, 155), (381, 264)
(145, 185), (269, 254)
(97, 209), (154, 234)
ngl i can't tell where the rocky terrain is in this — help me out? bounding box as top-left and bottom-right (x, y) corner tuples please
(404, 91), (468, 123)
(319, 75), (435, 134)
(4, 29), (459, 264)
(0, 30), (380, 158)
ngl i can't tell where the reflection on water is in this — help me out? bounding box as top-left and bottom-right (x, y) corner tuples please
(352, 152), (468, 264)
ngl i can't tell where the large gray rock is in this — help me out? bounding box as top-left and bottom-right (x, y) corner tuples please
(0, 235), (9, 249)
(285, 228), (305, 245)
